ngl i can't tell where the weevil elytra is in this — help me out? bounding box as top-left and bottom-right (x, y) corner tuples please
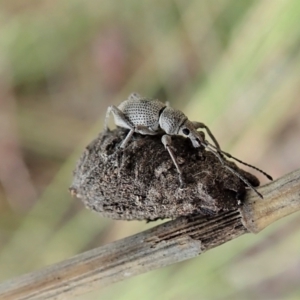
(105, 93), (272, 198)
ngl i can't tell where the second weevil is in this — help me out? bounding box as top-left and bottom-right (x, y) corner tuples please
(105, 93), (272, 198)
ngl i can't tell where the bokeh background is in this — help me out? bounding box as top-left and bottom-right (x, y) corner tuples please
(1, 0), (300, 299)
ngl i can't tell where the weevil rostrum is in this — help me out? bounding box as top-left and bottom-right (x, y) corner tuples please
(104, 93), (272, 199)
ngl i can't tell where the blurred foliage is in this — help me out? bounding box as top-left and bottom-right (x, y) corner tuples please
(0, 0), (300, 299)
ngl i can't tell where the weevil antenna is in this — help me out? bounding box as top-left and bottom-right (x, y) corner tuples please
(203, 142), (264, 199)
(206, 142), (273, 181)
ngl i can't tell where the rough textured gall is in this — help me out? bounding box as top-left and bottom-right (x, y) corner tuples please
(70, 128), (260, 221)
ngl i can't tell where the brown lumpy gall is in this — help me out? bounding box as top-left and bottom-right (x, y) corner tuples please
(70, 128), (260, 221)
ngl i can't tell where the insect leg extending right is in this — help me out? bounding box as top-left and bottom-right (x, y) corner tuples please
(205, 141), (273, 181)
(161, 135), (184, 187)
(205, 143), (263, 198)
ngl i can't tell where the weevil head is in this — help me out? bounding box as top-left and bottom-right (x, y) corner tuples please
(178, 120), (205, 148)
(159, 108), (205, 147)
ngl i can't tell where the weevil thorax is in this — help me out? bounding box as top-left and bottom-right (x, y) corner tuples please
(159, 107), (187, 135)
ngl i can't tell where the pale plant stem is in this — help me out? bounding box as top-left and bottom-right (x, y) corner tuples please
(0, 169), (299, 300)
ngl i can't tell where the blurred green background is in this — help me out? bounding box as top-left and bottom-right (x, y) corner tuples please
(1, 0), (300, 299)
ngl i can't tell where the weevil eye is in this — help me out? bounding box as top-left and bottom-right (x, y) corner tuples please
(182, 128), (190, 135)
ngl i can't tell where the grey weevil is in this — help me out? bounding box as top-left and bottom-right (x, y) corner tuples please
(105, 93), (272, 198)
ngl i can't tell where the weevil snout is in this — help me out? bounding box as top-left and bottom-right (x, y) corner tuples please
(179, 120), (205, 148)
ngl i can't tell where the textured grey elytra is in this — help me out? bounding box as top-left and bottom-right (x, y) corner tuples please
(118, 97), (165, 130)
(104, 93), (272, 198)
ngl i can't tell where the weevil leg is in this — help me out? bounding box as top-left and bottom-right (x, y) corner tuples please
(192, 121), (221, 150)
(205, 142), (273, 181)
(120, 128), (135, 148)
(205, 143), (263, 199)
(105, 105), (136, 148)
(122, 125), (158, 148)
(135, 125), (157, 135)
(161, 135), (184, 187)
(104, 106), (113, 132)
(106, 105), (134, 130)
